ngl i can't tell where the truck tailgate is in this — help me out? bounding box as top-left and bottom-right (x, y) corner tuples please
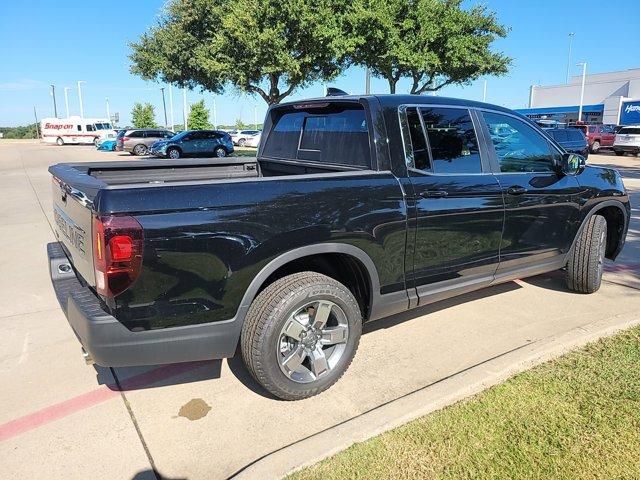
(52, 177), (95, 286)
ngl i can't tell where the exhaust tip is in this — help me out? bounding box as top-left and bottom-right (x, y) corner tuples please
(82, 348), (94, 365)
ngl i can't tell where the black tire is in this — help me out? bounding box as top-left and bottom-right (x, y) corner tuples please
(56, 137), (64, 146)
(133, 144), (147, 156)
(93, 137), (100, 147)
(566, 215), (607, 294)
(590, 140), (600, 153)
(167, 147), (181, 159)
(241, 272), (362, 400)
(214, 146), (227, 158)
(238, 138), (246, 147)
(614, 150), (625, 156)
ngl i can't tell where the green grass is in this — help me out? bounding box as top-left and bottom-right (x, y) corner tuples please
(288, 325), (640, 480)
(231, 146), (257, 157)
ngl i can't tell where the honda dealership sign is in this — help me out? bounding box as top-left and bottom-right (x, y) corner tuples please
(620, 101), (640, 125)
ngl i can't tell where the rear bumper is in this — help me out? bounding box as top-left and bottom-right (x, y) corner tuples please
(613, 145), (640, 153)
(47, 241), (242, 367)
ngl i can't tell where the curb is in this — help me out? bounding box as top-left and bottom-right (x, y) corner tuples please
(232, 312), (640, 479)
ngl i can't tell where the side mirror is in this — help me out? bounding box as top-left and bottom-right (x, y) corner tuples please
(559, 153), (586, 175)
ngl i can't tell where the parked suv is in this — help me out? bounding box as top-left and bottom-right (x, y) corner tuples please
(117, 129), (174, 155)
(613, 125), (640, 156)
(546, 128), (589, 158)
(230, 129), (260, 146)
(568, 123), (615, 153)
(149, 129), (234, 158)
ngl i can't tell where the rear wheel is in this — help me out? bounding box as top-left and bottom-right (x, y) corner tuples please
(214, 146), (227, 158)
(238, 138), (246, 147)
(241, 272), (362, 400)
(56, 137), (64, 146)
(133, 144), (148, 156)
(566, 215), (607, 294)
(590, 140), (600, 153)
(167, 147), (181, 159)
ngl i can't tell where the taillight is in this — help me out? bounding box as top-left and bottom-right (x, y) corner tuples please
(93, 215), (143, 297)
(121, 136), (129, 143)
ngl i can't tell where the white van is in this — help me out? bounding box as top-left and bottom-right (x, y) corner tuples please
(41, 116), (116, 146)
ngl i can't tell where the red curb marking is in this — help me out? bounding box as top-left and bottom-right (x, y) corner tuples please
(0, 361), (210, 442)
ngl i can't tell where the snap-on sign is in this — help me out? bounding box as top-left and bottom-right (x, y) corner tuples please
(44, 123), (75, 130)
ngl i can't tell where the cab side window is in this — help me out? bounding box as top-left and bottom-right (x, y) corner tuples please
(86, 124), (95, 132)
(482, 112), (555, 173)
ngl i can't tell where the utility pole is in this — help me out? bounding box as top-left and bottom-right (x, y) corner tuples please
(77, 81), (85, 118)
(482, 80), (487, 102)
(365, 67), (371, 95)
(50, 84), (58, 118)
(33, 106), (40, 138)
(168, 85), (175, 130)
(63, 87), (71, 118)
(182, 88), (188, 130)
(160, 87), (168, 128)
(254, 104), (258, 130)
(213, 98), (217, 130)
(577, 61), (587, 122)
(566, 33), (575, 84)
(105, 97), (111, 124)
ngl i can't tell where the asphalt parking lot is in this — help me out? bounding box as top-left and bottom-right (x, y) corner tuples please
(1, 140), (639, 480)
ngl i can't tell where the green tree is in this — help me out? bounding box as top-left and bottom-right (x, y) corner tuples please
(129, 0), (350, 105)
(234, 117), (247, 130)
(348, 0), (511, 94)
(188, 100), (212, 130)
(131, 102), (158, 128)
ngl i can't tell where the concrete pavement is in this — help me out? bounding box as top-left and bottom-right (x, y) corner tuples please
(0, 141), (638, 479)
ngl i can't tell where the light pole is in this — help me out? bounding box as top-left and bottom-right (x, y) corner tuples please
(482, 80), (487, 102)
(50, 85), (58, 118)
(213, 98), (217, 130)
(577, 62), (587, 122)
(254, 104), (258, 130)
(63, 87), (71, 118)
(168, 85), (175, 130)
(182, 88), (188, 130)
(105, 97), (111, 124)
(566, 33), (575, 84)
(77, 81), (85, 118)
(160, 87), (168, 128)
(365, 67), (371, 94)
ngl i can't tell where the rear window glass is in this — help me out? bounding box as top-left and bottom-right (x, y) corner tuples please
(263, 105), (370, 168)
(619, 127), (640, 135)
(550, 130), (567, 142)
(570, 125), (587, 134)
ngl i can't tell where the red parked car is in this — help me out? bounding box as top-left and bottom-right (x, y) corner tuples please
(569, 123), (616, 153)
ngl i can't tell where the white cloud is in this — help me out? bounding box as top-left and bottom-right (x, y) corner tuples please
(0, 79), (47, 91)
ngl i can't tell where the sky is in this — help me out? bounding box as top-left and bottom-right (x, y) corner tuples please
(1, 0), (639, 127)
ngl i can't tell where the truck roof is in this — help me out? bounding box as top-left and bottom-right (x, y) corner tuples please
(277, 93), (516, 116)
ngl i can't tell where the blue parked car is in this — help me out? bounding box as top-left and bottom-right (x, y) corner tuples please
(149, 130), (234, 159)
(546, 128), (589, 159)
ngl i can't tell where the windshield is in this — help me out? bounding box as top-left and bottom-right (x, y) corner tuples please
(619, 127), (640, 135)
(171, 130), (190, 140)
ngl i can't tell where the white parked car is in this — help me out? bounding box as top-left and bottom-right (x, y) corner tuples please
(613, 125), (640, 156)
(244, 132), (261, 148)
(230, 129), (260, 146)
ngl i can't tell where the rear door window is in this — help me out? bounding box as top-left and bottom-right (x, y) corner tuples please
(263, 105), (371, 168)
(421, 107), (481, 174)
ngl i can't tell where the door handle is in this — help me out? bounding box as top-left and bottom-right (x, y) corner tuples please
(506, 186), (527, 195)
(420, 190), (448, 198)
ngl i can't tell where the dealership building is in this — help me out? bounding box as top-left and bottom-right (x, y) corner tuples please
(515, 68), (640, 126)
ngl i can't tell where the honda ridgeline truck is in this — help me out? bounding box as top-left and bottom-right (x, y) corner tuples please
(48, 94), (630, 400)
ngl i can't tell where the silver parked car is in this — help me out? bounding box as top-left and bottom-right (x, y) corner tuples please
(116, 128), (175, 155)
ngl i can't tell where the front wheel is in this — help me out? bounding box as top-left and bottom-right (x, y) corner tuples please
(566, 214), (607, 294)
(241, 272), (362, 400)
(167, 147), (181, 159)
(93, 137), (100, 147)
(614, 150), (625, 156)
(590, 140), (600, 153)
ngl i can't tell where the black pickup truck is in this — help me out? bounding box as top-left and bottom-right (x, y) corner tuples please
(48, 94), (630, 400)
